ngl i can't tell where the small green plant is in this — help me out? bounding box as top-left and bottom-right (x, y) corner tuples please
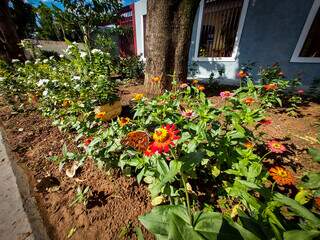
(70, 186), (90, 207)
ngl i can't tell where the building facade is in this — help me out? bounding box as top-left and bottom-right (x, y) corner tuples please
(132, 0), (320, 86)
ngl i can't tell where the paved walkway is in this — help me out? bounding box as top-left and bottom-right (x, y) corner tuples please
(0, 130), (49, 240)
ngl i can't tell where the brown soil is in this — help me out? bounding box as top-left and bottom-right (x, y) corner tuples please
(0, 99), (153, 240)
(0, 84), (319, 240)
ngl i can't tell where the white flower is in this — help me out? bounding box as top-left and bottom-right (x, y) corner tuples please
(72, 76), (81, 81)
(11, 59), (20, 63)
(37, 79), (49, 87)
(35, 58), (41, 64)
(59, 54), (64, 58)
(43, 59), (49, 63)
(80, 51), (87, 59)
(37, 44), (43, 48)
(43, 89), (48, 96)
(91, 49), (103, 55)
(25, 60), (31, 65)
(49, 56), (54, 60)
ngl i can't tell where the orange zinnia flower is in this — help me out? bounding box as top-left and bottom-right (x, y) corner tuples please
(263, 83), (278, 91)
(151, 76), (161, 83)
(315, 197), (320, 209)
(118, 117), (130, 127)
(62, 99), (71, 107)
(149, 124), (180, 154)
(95, 111), (107, 120)
(243, 97), (255, 105)
(197, 85), (205, 91)
(244, 141), (254, 149)
(132, 93), (144, 101)
(268, 140), (286, 153)
(192, 79), (199, 85)
(269, 166), (295, 186)
(237, 70), (247, 78)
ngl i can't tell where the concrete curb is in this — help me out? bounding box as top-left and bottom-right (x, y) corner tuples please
(0, 129), (49, 240)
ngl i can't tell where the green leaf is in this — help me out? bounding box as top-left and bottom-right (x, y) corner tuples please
(134, 226), (145, 240)
(193, 211), (223, 239)
(309, 148), (320, 162)
(274, 193), (320, 225)
(299, 172), (320, 189)
(294, 189), (312, 205)
(237, 180), (260, 190)
(283, 230), (320, 240)
(140, 205), (224, 240)
(181, 152), (204, 173)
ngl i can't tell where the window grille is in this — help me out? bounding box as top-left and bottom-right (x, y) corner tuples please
(198, 0), (244, 57)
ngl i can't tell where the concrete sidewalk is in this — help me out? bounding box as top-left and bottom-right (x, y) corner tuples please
(0, 130), (49, 240)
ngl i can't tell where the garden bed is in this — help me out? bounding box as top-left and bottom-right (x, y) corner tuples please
(0, 97), (153, 240)
(1, 86), (320, 239)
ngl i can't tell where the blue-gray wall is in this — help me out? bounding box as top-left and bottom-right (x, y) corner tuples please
(188, 0), (320, 86)
(134, 0), (320, 86)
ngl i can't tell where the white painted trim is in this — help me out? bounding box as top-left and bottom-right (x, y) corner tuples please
(290, 0), (320, 63)
(140, 14), (146, 61)
(193, 0), (249, 62)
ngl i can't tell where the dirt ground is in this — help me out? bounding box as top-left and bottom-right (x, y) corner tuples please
(0, 85), (319, 240)
(0, 99), (153, 240)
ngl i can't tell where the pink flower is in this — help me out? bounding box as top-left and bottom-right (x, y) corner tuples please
(180, 109), (197, 119)
(297, 89), (304, 94)
(220, 91), (234, 99)
(267, 140), (286, 153)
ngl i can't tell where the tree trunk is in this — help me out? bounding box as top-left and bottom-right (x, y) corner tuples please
(0, 0), (25, 61)
(144, 0), (200, 96)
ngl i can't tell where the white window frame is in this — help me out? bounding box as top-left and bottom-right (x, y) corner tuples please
(141, 14), (146, 61)
(291, 0), (320, 63)
(193, 0), (249, 62)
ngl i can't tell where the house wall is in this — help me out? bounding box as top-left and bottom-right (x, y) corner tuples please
(189, 0), (320, 86)
(134, 0), (320, 86)
(134, 0), (147, 57)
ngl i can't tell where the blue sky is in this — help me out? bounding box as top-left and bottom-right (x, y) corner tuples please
(26, 0), (138, 7)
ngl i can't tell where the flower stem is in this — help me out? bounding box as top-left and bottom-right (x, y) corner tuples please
(261, 151), (271, 161)
(181, 173), (192, 223)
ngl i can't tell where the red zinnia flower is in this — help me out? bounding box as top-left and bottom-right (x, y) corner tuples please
(84, 136), (93, 146)
(269, 166), (295, 186)
(267, 140), (286, 153)
(259, 118), (272, 125)
(263, 83), (278, 91)
(220, 91), (234, 99)
(243, 97), (255, 105)
(149, 124), (180, 154)
(144, 145), (154, 157)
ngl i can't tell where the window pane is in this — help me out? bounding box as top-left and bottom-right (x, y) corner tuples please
(299, 8), (320, 57)
(198, 0), (244, 58)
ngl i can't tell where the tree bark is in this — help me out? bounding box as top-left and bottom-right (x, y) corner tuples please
(144, 0), (200, 96)
(0, 0), (25, 61)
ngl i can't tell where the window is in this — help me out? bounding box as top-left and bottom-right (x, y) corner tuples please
(194, 0), (248, 61)
(291, 0), (320, 63)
